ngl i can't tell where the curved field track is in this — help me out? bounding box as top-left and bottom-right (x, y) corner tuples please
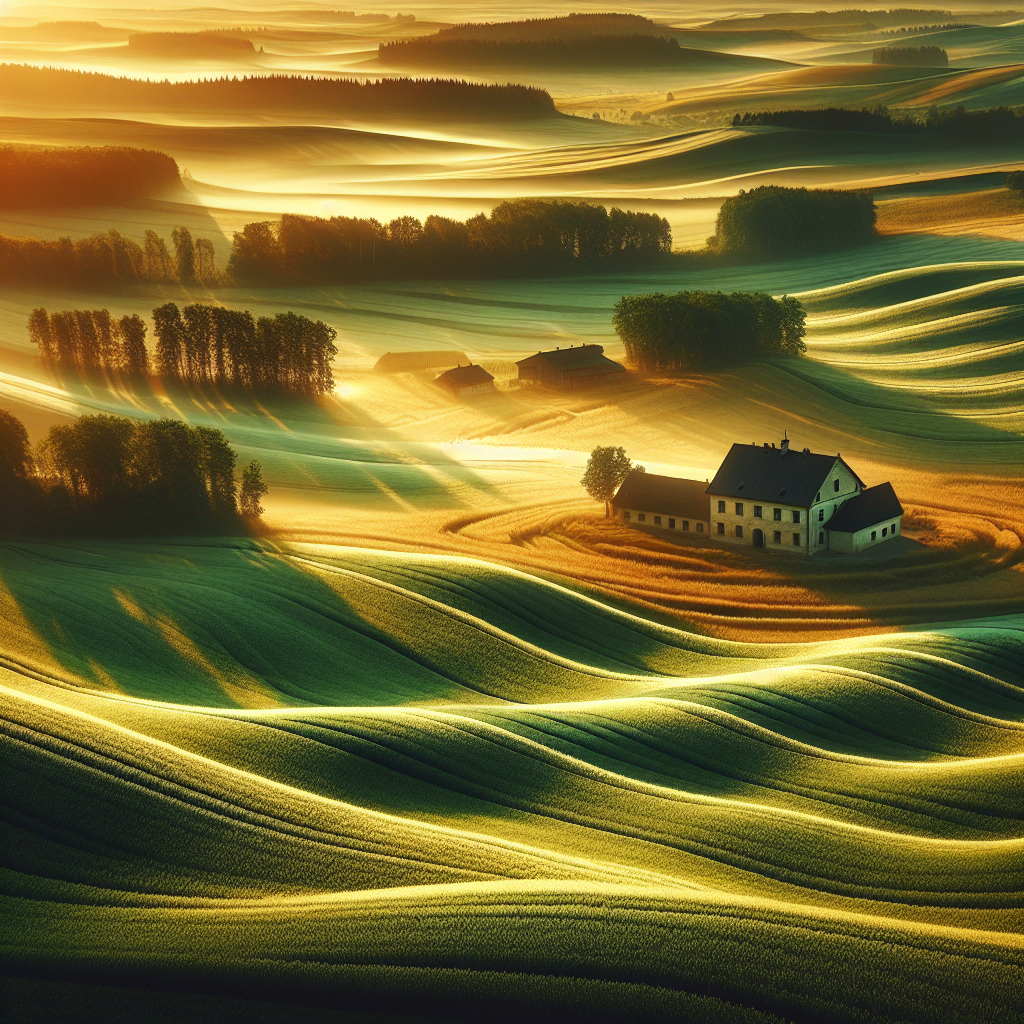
(1, 540), (1022, 1023)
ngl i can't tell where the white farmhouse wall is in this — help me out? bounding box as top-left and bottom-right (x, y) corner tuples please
(810, 460), (861, 552)
(831, 516), (902, 553)
(707, 496), (810, 553)
(619, 508), (708, 535)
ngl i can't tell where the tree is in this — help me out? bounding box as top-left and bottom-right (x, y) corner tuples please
(240, 460), (268, 518)
(1008, 170), (1024, 192)
(581, 445), (641, 516)
(0, 407), (33, 480)
(171, 225), (196, 284)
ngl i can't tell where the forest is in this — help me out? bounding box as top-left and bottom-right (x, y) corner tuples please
(0, 408), (266, 536)
(731, 104), (1024, 140)
(709, 185), (877, 258)
(31, 304), (338, 397)
(0, 144), (181, 209)
(612, 290), (806, 372)
(381, 35), (707, 68)
(872, 45), (948, 64)
(228, 201), (673, 285)
(0, 225), (217, 287)
(0, 65), (556, 119)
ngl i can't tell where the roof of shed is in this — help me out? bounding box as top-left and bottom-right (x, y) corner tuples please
(435, 363), (494, 387)
(612, 471), (710, 520)
(706, 443), (861, 507)
(827, 482), (904, 533)
(516, 344), (624, 373)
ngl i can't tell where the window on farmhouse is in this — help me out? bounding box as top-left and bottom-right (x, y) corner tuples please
(668, 518), (675, 529)
(717, 501), (726, 513)
(818, 509), (824, 521)
(638, 513), (646, 522)
(753, 506), (762, 518)
(818, 532), (824, 544)
(717, 522), (725, 535)
(735, 502), (743, 515)
(773, 508), (782, 521)
(792, 511), (801, 524)
(682, 520), (689, 531)
(792, 533), (800, 546)
(654, 516), (662, 526)
(773, 531), (781, 544)
(815, 492), (820, 503)
(882, 526), (887, 536)
(735, 525), (743, 538)
(871, 530), (877, 540)
(893, 522), (898, 533)
(696, 522), (704, 533)
(834, 478), (840, 492)
(623, 510), (630, 521)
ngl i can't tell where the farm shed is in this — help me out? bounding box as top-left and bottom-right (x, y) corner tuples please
(516, 344), (625, 389)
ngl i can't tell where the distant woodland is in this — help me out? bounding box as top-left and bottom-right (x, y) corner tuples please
(31, 304), (337, 397)
(731, 105), (1024, 141)
(0, 66), (556, 120)
(431, 14), (660, 41)
(0, 225), (218, 288)
(381, 35), (747, 69)
(706, 10), (957, 30)
(126, 31), (257, 56)
(613, 291), (807, 372)
(872, 45), (948, 65)
(0, 407), (267, 536)
(709, 186), (877, 258)
(228, 202), (673, 285)
(0, 145), (181, 208)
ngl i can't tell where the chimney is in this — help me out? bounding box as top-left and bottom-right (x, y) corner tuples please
(780, 435), (790, 454)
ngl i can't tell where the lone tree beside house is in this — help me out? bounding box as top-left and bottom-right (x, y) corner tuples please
(582, 445), (643, 515)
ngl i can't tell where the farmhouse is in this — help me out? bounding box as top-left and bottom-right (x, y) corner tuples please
(613, 436), (903, 555)
(516, 344), (625, 389)
(434, 363), (495, 396)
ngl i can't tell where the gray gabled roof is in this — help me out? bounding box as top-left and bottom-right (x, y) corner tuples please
(612, 471), (710, 520)
(706, 443), (862, 507)
(827, 482), (903, 533)
(516, 344), (624, 373)
(435, 363), (494, 387)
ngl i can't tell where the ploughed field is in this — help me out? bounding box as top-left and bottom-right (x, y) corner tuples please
(2, 540), (1022, 1022)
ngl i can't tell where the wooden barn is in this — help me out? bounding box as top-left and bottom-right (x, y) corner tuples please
(516, 344), (625, 389)
(434, 363), (495, 396)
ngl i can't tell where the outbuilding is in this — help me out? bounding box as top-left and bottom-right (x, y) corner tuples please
(516, 344), (625, 390)
(611, 470), (710, 536)
(434, 363), (495, 397)
(824, 482), (904, 553)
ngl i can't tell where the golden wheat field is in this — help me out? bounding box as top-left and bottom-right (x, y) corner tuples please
(1, 1), (1022, 1022)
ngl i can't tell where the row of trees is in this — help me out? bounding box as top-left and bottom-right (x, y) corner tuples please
(0, 407), (267, 536)
(0, 65), (556, 120)
(612, 290), (807, 372)
(29, 308), (149, 377)
(709, 186), (876, 258)
(0, 144), (181, 209)
(228, 202), (672, 285)
(433, 14), (657, 40)
(0, 225), (217, 287)
(730, 105), (1024, 140)
(872, 45), (948, 64)
(30, 303), (338, 396)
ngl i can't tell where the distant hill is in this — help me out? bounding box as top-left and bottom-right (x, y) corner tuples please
(705, 9), (961, 31)
(380, 35), (786, 71)
(126, 32), (257, 58)
(0, 65), (557, 121)
(0, 20), (124, 41)
(432, 14), (660, 42)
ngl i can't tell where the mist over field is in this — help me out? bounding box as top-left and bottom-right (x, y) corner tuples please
(1, 2), (1022, 1022)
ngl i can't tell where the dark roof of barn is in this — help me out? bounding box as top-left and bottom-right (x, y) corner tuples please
(827, 482), (903, 533)
(435, 363), (494, 387)
(516, 344), (624, 373)
(706, 443), (861, 507)
(612, 471), (710, 520)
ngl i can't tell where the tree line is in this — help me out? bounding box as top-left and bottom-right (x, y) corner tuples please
(872, 45), (948, 64)
(381, 35), (706, 69)
(0, 224), (218, 288)
(0, 407), (267, 536)
(612, 290), (807, 372)
(0, 65), (556, 120)
(709, 185), (876, 258)
(31, 304), (338, 396)
(433, 14), (658, 41)
(0, 144), (181, 209)
(228, 201), (672, 285)
(730, 105), (1024, 141)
